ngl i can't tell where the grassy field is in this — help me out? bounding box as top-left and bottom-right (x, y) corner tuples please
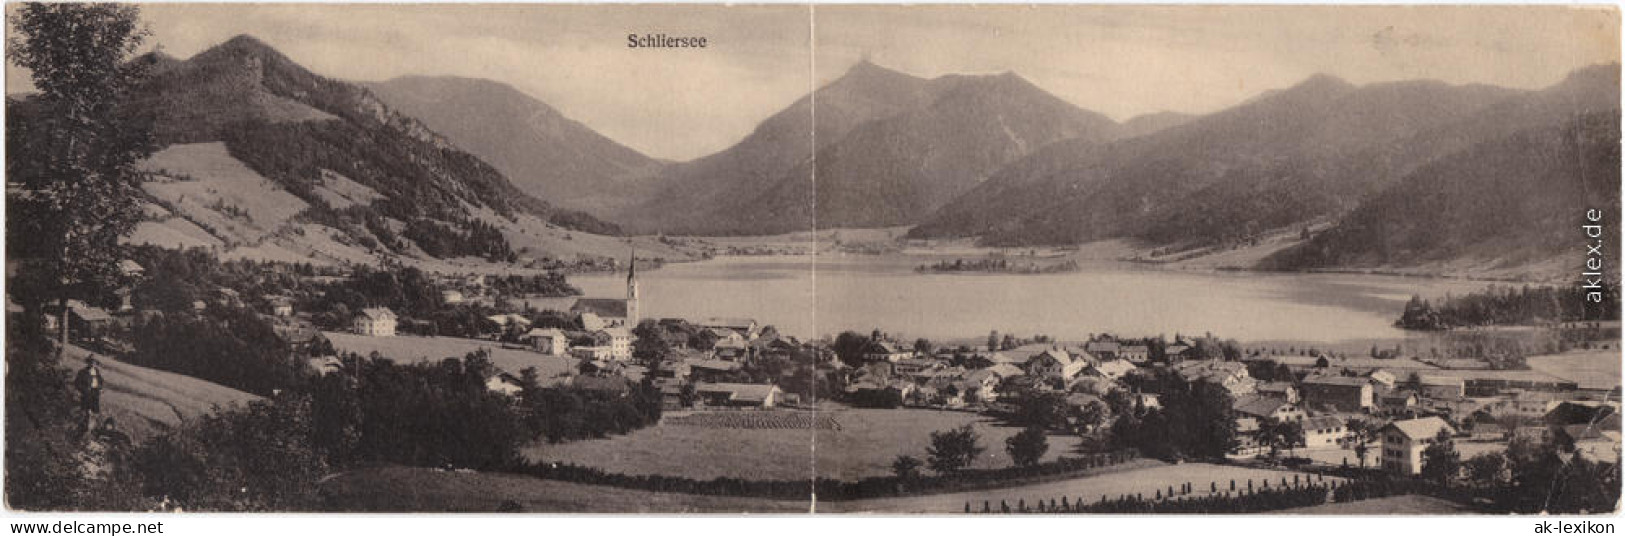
(321, 460), (1344, 513)
(524, 407), (1084, 481)
(814, 407), (1084, 480)
(1280, 494), (1472, 514)
(324, 332), (576, 379)
(321, 466), (809, 513)
(827, 462), (1338, 513)
(1527, 349), (1621, 391)
(139, 142), (310, 246)
(62, 344), (260, 442)
(524, 413), (819, 481)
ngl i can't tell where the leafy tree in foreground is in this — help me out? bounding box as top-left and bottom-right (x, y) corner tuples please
(1420, 428), (1461, 484)
(7, 3), (155, 352)
(891, 455), (923, 479)
(1006, 425), (1050, 467)
(4, 2), (153, 511)
(927, 424), (985, 474)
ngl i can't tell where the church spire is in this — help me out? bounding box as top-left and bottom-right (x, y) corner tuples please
(625, 247), (640, 327)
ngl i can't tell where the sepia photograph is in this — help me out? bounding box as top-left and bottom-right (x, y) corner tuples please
(2, 1), (1621, 520)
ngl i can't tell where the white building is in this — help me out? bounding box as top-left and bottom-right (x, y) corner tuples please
(600, 327), (633, 361)
(524, 328), (568, 356)
(353, 307), (397, 337)
(1380, 417), (1456, 475)
(1302, 416), (1348, 447)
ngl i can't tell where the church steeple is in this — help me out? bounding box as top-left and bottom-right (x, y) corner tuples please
(626, 248), (640, 327)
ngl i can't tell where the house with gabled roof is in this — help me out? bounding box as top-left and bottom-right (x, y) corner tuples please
(1232, 395), (1305, 423)
(524, 328), (568, 355)
(486, 371), (526, 396)
(1173, 359), (1257, 396)
(1089, 359), (1137, 381)
(353, 307), (397, 337)
(1256, 381), (1300, 404)
(695, 382), (781, 408)
(1165, 344), (1192, 360)
(1301, 374), (1373, 411)
(862, 340), (913, 363)
(1084, 341), (1121, 360)
(1024, 347), (1075, 378)
(1303, 415), (1348, 446)
(1418, 375), (1466, 400)
(986, 351), (1022, 365)
(1380, 417), (1455, 475)
(698, 317), (759, 339)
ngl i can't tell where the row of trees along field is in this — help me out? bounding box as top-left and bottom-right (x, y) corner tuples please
(1397, 285), (1621, 330)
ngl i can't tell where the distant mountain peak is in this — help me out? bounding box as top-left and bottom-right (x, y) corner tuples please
(837, 59), (916, 83)
(210, 34), (281, 58)
(190, 33), (307, 77)
(1294, 72), (1356, 92)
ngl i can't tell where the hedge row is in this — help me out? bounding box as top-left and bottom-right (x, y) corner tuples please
(511, 449), (1140, 501)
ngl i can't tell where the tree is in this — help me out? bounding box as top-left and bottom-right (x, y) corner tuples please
(927, 424), (985, 474)
(1463, 452), (1509, 486)
(5, 4), (154, 510)
(1257, 419), (1304, 459)
(8, 3), (155, 353)
(1420, 428), (1461, 484)
(987, 330), (999, 352)
(891, 455), (923, 479)
(1006, 426), (1049, 467)
(1012, 390), (1069, 430)
(1073, 400), (1109, 433)
(631, 319), (670, 366)
(1345, 419), (1374, 468)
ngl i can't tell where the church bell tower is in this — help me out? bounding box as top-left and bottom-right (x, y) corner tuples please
(626, 248), (640, 327)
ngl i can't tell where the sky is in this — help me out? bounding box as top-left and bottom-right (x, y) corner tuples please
(6, 4), (1619, 161)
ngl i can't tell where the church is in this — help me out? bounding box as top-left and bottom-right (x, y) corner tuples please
(560, 252), (641, 361)
(569, 251), (640, 329)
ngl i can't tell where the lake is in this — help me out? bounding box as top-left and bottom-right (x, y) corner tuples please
(562, 254), (1496, 343)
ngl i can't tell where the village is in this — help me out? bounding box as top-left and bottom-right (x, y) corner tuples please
(37, 247), (1612, 492)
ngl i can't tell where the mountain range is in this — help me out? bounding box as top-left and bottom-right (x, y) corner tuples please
(608, 61), (1128, 235)
(905, 65), (1620, 274)
(128, 35), (620, 236)
(27, 33), (1612, 275)
(362, 76), (662, 211)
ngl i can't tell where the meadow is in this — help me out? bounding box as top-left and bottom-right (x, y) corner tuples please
(524, 407), (1084, 481)
(322, 460), (1340, 514)
(827, 462), (1340, 513)
(67, 343), (261, 442)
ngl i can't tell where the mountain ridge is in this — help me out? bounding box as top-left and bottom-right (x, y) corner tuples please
(614, 61), (1123, 235)
(362, 75), (661, 211)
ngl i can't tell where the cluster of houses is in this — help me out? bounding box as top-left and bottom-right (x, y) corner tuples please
(825, 331), (1619, 477)
(1159, 351), (1620, 475)
(842, 338), (1153, 410)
